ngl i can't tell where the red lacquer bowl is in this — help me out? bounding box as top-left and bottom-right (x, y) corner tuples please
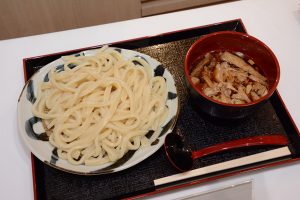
(184, 31), (280, 119)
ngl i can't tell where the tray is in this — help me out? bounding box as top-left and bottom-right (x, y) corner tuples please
(23, 19), (300, 200)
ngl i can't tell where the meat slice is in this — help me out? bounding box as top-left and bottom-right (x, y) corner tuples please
(250, 91), (260, 101)
(220, 51), (266, 81)
(203, 87), (219, 97)
(245, 84), (252, 94)
(191, 53), (212, 77)
(191, 77), (200, 85)
(249, 75), (268, 85)
(231, 86), (251, 103)
(214, 63), (223, 83)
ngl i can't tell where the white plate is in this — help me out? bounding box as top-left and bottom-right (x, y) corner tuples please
(17, 47), (179, 175)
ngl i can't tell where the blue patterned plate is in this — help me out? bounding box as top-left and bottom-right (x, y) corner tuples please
(17, 47), (179, 175)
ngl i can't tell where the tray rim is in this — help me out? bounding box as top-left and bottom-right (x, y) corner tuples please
(22, 18), (300, 200)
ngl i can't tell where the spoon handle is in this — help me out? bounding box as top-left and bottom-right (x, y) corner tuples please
(192, 134), (288, 160)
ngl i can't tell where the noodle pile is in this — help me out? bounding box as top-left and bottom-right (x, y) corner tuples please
(32, 46), (168, 166)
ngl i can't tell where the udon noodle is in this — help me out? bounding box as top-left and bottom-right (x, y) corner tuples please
(32, 46), (168, 166)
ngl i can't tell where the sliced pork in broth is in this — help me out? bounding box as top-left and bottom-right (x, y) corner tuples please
(190, 51), (268, 104)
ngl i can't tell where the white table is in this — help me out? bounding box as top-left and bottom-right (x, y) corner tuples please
(1, 0), (299, 199)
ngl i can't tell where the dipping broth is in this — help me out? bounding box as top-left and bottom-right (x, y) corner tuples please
(189, 51), (268, 104)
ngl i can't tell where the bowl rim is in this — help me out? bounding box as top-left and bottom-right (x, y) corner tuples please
(184, 30), (280, 108)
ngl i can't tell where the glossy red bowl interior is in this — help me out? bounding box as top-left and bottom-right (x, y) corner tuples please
(184, 31), (280, 117)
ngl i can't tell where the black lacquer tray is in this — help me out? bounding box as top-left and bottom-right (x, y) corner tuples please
(23, 19), (300, 200)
